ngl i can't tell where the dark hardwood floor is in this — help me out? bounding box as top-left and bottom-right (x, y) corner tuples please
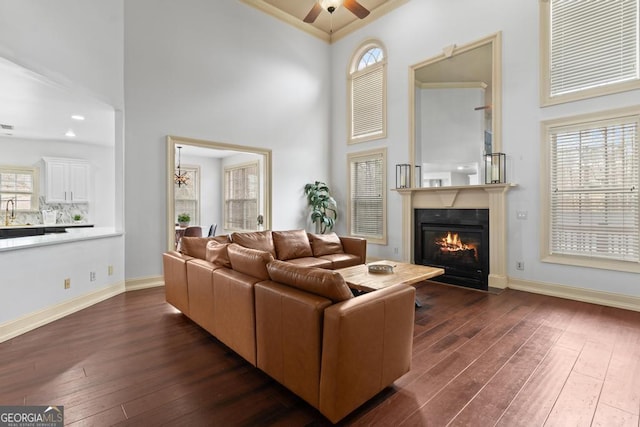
(1, 282), (640, 426)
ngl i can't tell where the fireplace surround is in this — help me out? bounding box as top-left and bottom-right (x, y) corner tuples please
(395, 183), (514, 290)
(415, 208), (489, 290)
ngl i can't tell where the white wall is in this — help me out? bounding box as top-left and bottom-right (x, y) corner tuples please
(0, 0), (125, 326)
(124, 0), (331, 279)
(330, 0), (640, 297)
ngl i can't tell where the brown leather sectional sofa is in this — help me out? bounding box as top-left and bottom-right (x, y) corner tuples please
(162, 229), (416, 423)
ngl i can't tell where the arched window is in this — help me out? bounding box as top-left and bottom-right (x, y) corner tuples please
(348, 40), (387, 144)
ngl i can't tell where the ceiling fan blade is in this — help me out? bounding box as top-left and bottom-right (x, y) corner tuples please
(343, 0), (370, 19)
(303, 3), (323, 23)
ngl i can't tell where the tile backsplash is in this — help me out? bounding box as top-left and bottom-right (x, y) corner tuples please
(3, 196), (89, 225)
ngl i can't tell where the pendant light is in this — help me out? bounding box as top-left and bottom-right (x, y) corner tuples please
(174, 146), (190, 187)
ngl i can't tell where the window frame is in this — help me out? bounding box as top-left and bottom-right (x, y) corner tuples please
(223, 160), (260, 232)
(347, 147), (387, 244)
(540, 0), (640, 106)
(540, 106), (640, 273)
(348, 40), (387, 144)
(174, 164), (200, 226)
(0, 165), (39, 212)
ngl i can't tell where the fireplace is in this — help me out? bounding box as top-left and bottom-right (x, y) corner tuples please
(414, 209), (489, 291)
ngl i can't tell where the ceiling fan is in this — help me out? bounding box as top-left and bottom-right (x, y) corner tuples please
(304, 0), (371, 23)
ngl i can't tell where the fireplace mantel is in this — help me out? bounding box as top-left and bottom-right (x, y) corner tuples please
(394, 183), (516, 289)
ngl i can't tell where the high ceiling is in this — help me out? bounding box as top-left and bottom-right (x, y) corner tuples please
(240, 0), (408, 42)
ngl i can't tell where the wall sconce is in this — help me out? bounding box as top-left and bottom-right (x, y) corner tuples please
(414, 165), (422, 188)
(396, 164), (411, 189)
(485, 152), (506, 184)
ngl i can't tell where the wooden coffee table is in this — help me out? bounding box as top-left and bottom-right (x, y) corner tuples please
(337, 261), (444, 306)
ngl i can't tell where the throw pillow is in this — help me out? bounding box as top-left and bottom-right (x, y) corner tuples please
(227, 243), (274, 281)
(272, 229), (313, 261)
(205, 241), (232, 268)
(308, 232), (344, 257)
(181, 237), (217, 260)
(266, 260), (353, 303)
(230, 230), (276, 257)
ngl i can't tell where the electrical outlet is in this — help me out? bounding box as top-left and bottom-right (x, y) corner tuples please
(516, 261), (524, 271)
(516, 211), (528, 220)
(64, 278), (71, 289)
(108, 265), (114, 276)
(90, 272), (96, 282)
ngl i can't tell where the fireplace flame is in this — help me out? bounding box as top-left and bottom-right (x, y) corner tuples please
(436, 232), (478, 260)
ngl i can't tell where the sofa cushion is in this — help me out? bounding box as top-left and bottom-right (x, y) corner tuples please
(308, 232), (345, 257)
(227, 243), (274, 281)
(272, 229), (313, 261)
(205, 241), (232, 268)
(285, 257), (332, 269)
(318, 253), (362, 270)
(266, 260), (353, 303)
(231, 231), (276, 257)
(181, 237), (218, 260)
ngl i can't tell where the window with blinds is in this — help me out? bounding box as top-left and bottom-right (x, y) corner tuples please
(174, 166), (200, 225)
(349, 42), (387, 144)
(548, 115), (639, 264)
(541, 0), (640, 104)
(0, 166), (37, 211)
(224, 162), (258, 231)
(348, 149), (386, 244)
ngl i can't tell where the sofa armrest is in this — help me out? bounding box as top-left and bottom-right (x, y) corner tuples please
(339, 236), (366, 264)
(162, 251), (194, 315)
(318, 284), (415, 423)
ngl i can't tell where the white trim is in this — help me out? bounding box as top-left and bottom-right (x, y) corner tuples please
(125, 275), (164, 292)
(0, 281), (125, 343)
(508, 277), (640, 313)
(0, 277), (164, 343)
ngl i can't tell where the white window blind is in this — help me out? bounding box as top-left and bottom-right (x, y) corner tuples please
(349, 152), (384, 239)
(550, 0), (639, 97)
(224, 162), (258, 231)
(0, 167), (37, 211)
(351, 65), (384, 140)
(550, 116), (639, 262)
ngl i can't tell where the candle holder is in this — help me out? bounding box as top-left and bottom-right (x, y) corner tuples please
(414, 165), (422, 188)
(396, 164), (411, 189)
(484, 152), (506, 184)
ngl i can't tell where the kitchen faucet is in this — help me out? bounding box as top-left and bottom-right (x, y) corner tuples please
(4, 198), (15, 226)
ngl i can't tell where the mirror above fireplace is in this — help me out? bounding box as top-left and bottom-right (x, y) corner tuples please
(409, 32), (502, 188)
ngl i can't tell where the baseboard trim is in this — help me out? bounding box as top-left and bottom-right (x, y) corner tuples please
(0, 281), (126, 343)
(508, 277), (640, 313)
(125, 276), (164, 292)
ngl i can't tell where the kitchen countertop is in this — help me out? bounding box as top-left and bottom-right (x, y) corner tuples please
(0, 226), (123, 252)
(0, 223), (94, 230)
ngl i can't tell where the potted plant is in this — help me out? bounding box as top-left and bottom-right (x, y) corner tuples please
(177, 213), (191, 227)
(73, 214), (83, 224)
(304, 181), (337, 234)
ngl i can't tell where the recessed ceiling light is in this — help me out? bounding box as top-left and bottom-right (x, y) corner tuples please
(65, 129), (76, 137)
(71, 115), (85, 121)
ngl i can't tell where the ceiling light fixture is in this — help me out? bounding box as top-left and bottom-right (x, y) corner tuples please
(320, 0), (343, 13)
(174, 146), (190, 188)
(65, 129), (76, 137)
(71, 115), (85, 121)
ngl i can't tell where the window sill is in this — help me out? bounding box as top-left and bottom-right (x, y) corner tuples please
(541, 253), (640, 274)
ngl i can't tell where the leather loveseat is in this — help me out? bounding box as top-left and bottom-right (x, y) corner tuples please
(162, 230), (416, 423)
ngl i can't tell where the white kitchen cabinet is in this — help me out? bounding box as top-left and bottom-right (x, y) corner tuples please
(42, 158), (90, 203)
